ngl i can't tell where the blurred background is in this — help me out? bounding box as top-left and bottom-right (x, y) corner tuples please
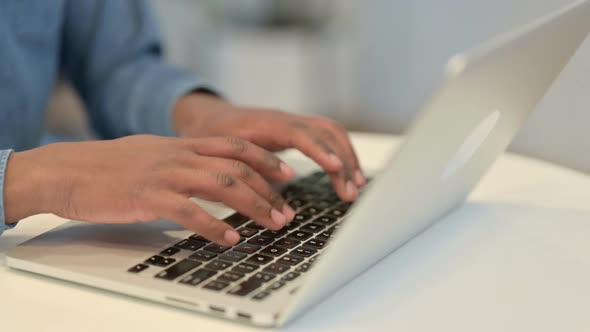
(48, 0), (590, 173)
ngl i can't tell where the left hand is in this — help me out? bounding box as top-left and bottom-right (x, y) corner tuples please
(172, 93), (366, 202)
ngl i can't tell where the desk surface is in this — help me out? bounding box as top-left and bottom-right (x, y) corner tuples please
(1, 133), (590, 332)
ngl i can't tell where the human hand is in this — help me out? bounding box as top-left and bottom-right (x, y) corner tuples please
(173, 93), (366, 202)
(4, 135), (296, 245)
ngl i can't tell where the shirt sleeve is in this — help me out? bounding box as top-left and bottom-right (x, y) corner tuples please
(0, 149), (16, 236)
(60, 0), (217, 139)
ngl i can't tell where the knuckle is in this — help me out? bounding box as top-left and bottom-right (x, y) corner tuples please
(255, 199), (272, 216)
(225, 136), (248, 154)
(231, 160), (253, 179)
(288, 120), (310, 130)
(263, 152), (281, 169)
(216, 173), (236, 188)
(177, 203), (197, 220)
(318, 128), (338, 142)
(314, 138), (334, 153)
(268, 191), (283, 207)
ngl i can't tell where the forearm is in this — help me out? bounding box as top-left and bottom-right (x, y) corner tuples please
(61, 0), (219, 138)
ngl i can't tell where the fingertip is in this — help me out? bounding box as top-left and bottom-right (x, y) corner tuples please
(282, 203), (296, 221)
(354, 170), (366, 187)
(280, 162), (296, 178)
(345, 181), (358, 201)
(223, 229), (240, 245)
(271, 208), (287, 228)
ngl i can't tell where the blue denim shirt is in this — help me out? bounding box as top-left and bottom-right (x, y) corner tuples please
(0, 0), (211, 235)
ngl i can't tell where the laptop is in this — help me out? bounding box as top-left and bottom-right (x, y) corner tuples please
(7, 0), (590, 327)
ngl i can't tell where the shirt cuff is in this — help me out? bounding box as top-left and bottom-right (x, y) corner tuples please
(126, 64), (221, 137)
(0, 149), (17, 236)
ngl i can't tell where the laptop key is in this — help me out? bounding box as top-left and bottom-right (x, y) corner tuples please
(304, 239), (326, 250)
(300, 223), (325, 233)
(179, 268), (217, 286)
(263, 263), (290, 275)
(277, 255), (303, 266)
(288, 198), (308, 208)
(327, 208), (346, 218)
(316, 229), (334, 241)
(128, 264), (149, 273)
(228, 279), (263, 296)
(259, 246), (287, 257)
(205, 259), (233, 271)
(252, 291), (271, 301)
(286, 221), (302, 231)
(292, 246), (317, 257)
(204, 243), (231, 254)
(234, 243), (261, 254)
(269, 281), (286, 291)
(203, 281), (229, 291)
(260, 228), (288, 239)
(245, 221), (264, 230)
(248, 236), (274, 246)
(189, 234), (211, 243)
(175, 239), (207, 251)
(282, 272), (300, 282)
(145, 255), (174, 267)
(160, 247), (181, 257)
(293, 213), (312, 223)
(274, 238), (300, 249)
(287, 231), (313, 242)
(295, 263), (312, 273)
(223, 213), (251, 228)
(219, 251), (247, 262)
(251, 272), (276, 283)
(302, 206), (325, 215)
(155, 259), (201, 281)
(218, 271), (245, 283)
(237, 227), (258, 238)
(314, 215), (338, 226)
(232, 263), (260, 274)
(246, 254), (274, 265)
(189, 250), (217, 262)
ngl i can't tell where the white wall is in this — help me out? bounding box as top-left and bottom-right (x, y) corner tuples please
(355, 0), (590, 173)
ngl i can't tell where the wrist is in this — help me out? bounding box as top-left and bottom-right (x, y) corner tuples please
(4, 150), (47, 223)
(172, 92), (234, 137)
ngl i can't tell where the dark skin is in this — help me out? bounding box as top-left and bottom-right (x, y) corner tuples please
(4, 93), (364, 246)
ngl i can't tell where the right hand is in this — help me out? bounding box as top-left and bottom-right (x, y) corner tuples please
(4, 135), (296, 246)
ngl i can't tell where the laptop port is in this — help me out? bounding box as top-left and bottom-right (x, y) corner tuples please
(209, 305), (225, 313)
(237, 312), (252, 320)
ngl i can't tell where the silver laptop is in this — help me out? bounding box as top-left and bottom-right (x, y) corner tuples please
(7, 1), (590, 327)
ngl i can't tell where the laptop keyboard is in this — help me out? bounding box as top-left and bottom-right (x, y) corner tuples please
(127, 171), (366, 301)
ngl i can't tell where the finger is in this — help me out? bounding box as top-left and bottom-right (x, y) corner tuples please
(184, 156), (296, 220)
(186, 136), (295, 182)
(180, 171), (292, 231)
(286, 125), (345, 173)
(154, 194), (240, 246)
(318, 122), (365, 187)
(310, 118), (365, 188)
(329, 171), (358, 202)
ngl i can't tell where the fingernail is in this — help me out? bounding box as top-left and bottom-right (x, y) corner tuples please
(354, 170), (366, 187)
(224, 229), (240, 245)
(346, 181), (358, 200)
(271, 208), (287, 227)
(280, 162), (295, 177)
(282, 203), (295, 221)
(328, 154), (343, 168)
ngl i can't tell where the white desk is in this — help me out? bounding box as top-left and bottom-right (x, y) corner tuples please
(2, 133), (590, 331)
